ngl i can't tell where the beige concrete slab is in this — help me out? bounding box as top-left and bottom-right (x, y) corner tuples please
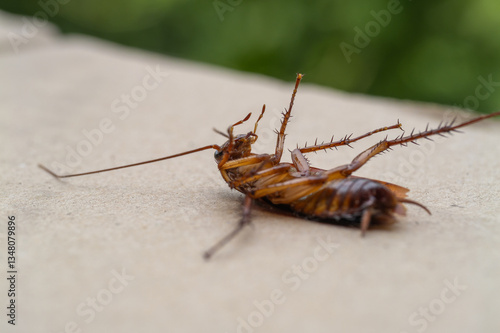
(1, 11), (499, 333)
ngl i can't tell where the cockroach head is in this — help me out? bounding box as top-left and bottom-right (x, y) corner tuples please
(214, 132), (257, 163)
(213, 110), (264, 164)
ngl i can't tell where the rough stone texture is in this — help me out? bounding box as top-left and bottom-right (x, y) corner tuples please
(1, 11), (499, 333)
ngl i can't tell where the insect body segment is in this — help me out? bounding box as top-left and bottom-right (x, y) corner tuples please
(39, 74), (500, 260)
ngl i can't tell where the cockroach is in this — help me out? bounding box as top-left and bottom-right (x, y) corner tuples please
(39, 74), (500, 259)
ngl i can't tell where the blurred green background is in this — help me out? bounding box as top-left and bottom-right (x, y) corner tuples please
(2, 0), (500, 113)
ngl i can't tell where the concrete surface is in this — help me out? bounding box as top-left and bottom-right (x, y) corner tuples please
(1, 11), (499, 333)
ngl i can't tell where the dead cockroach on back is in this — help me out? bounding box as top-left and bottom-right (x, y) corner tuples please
(39, 74), (500, 259)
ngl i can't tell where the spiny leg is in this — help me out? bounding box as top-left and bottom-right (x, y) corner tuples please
(327, 110), (500, 179)
(298, 121), (402, 154)
(288, 123), (403, 177)
(274, 73), (303, 163)
(204, 194), (253, 260)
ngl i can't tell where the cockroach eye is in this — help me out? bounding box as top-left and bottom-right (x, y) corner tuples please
(214, 150), (223, 159)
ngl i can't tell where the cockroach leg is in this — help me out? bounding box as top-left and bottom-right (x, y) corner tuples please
(204, 194), (253, 260)
(219, 154), (272, 171)
(290, 149), (310, 176)
(326, 111), (500, 180)
(231, 164), (292, 188)
(274, 73), (303, 163)
(220, 154), (277, 186)
(284, 121), (405, 180)
(229, 112), (253, 134)
(298, 122), (403, 154)
(252, 175), (327, 200)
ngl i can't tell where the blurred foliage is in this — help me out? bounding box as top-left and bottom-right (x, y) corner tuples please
(2, 0), (500, 113)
